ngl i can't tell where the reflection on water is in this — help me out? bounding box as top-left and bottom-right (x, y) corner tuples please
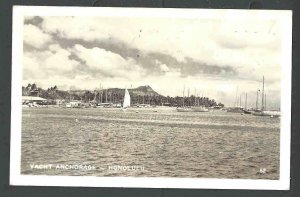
(21, 107), (280, 179)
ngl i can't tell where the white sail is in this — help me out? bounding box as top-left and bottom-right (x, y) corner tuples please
(123, 88), (130, 108)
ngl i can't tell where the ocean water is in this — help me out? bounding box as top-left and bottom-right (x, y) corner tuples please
(21, 107), (280, 179)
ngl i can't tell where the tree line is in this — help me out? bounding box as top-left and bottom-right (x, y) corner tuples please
(22, 83), (224, 107)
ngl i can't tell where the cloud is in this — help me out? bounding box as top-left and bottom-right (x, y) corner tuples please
(23, 53), (44, 80)
(24, 16), (44, 25)
(23, 24), (52, 49)
(212, 19), (280, 50)
(40, 17), (215, 61)
(158, 63), (169, 72)
(41, 17), (112, 41)
(38, 16), (281, 79)
(45, 44), (79, 72)
(179, 57), (236, 77)
(24, 16), (35, 21)
(23, 44), (80, 82)
(60, 38), (238, 78)
(71, 44), (144, 79)
(73, 44), (128, 71)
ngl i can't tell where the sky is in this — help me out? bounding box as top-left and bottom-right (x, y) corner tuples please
(22, 14), (283, 108)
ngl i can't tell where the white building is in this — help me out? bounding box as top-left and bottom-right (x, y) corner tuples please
(22, 96), (47, 103)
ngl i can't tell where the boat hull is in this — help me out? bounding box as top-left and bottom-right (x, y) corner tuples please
(191, 107), (209, 112)
(176, 108), (192, 112)
(176, 107), (209, 112)
(243, 110), (252, 114)
(252, 111), (280, 117)
(226, 108), (244, 113)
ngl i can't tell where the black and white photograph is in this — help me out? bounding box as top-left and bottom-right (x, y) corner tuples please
(10, 6), (292, 189)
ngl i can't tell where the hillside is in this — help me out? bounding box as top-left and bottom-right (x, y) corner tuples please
(70, 86), (160, 96)
(129, 85), (160, 96)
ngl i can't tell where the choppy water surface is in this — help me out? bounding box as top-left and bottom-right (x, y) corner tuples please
(21, 107), (280, 179)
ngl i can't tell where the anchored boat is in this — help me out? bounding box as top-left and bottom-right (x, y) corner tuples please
(176, 85), (209, 112)
(122, 88), (131, 111)
(191, 106), (209, 112)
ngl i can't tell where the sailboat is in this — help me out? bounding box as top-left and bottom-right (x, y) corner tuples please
(251, 76), (280, 117)
(176, 85), (191, 112)
(252, 76), (265, 116)
(176, 86), (208, 112)
(243, 92), (253, 114)
(226, 87), (243, 113)
(191, 106), (209, 112)
(191, 91), (208, 112)
(122, 88), (131, 111)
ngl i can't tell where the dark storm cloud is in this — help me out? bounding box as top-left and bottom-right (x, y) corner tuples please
(180, 57), (237, 77)
(57, 53), (114, 80)
(55, 37), (238, 78)
(24, 16), (44, 26)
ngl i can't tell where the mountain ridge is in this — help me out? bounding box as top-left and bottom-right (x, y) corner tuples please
(69, 85), (161, 97)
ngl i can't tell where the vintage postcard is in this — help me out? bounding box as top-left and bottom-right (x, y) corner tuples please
(10, 6), (292, 189)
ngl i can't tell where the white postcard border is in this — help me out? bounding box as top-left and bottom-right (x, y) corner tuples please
(10, 6), (292, 190)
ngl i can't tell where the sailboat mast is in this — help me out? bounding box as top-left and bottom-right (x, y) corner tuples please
(194, 89), (197, 106)
(109, 91), (112, 103)
(235, 86), (238, 107)
(100, 84), (103, 103)
(105, 88), (108, 103)
(112, 92), (114, 104)
(187, 88), (190, 106)
(256, 89), (260, 110)
(265, 94), (267, 110)
(183, 85), (185, 107)
(261, 76), (264, 111)
(245, 93), (247, 109)
(98, 84), (100, 103)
